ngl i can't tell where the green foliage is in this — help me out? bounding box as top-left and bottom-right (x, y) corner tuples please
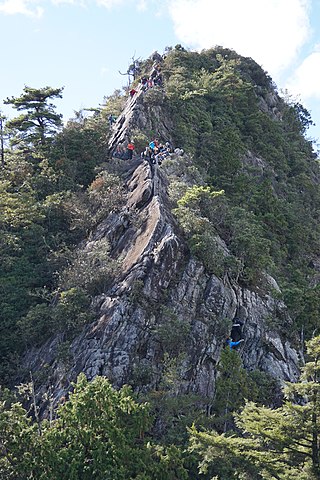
(0, 374), (189, 479)
(283, 284), (320, 338)
(146, 388), (208, 448)
(281, 91), (315, 135)
(156, 309), (190, 357)
(0, 174), (51, 378)
(177, 185), (224, 209)
(173, 197), (227, 278)
(247, 369), (279, 406)
(4, 86), (63, 151)
(101, 88), (126, 118)
(0, 107), (127, 374)
(189, 336), (320, 479)
(41, 374), (152, 479)
(213, 349), (253, 433)
(173, 185), (225, 232)
(163, 45), (320, 300)
(53, 287), (93, 334)
(227, 207), (272, 283)
(50, 110), (110, 189)
(60, 238), (119, 296)
(18, 287), (93, 346)
(0, 83), (119, 375)
(88, 171), (124, 226)
(173, 181), (274, 283)
(189, 232), (226, 276)
(144, 87), (165, 106)
(0, 178), (45, 228)
(18, 303), (55, 347)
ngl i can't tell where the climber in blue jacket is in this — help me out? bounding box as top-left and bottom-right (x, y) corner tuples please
(225, 337), (244, 350)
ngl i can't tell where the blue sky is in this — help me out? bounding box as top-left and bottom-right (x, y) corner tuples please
(1, 0), (319, 145)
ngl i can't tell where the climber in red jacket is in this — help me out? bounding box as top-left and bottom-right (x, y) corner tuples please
(127, 141), (135, 159)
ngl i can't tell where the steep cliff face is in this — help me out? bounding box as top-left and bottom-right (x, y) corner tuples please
(23, 75), (303, 405)
(108, 64), (174, 153)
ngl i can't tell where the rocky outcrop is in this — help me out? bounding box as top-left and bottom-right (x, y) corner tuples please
(23, 65), (302, 407)
(108, 60), (174, 154)
(24, 162), (301, 406)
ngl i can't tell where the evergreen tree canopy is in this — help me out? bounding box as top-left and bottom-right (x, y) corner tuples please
(189, 336), (320, 480)
(4, 86), (63, 150)
(0, 374), (188, 479)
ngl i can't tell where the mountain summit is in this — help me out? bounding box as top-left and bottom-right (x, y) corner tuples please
(20, 46), (320, 408)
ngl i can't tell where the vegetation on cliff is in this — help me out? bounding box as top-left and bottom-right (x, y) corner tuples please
(158, 47), (320, 339)
(0, 336), (319, 479)
(0, 45), (320, 478)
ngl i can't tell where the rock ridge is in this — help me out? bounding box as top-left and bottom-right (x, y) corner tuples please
(23, 69), (302, 407)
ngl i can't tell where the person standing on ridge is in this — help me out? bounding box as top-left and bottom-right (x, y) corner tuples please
(140, 77), (148, 91)
(108, 114), (116, 127)
(127, 141), (135, 159)
(149, 140), (155, 151)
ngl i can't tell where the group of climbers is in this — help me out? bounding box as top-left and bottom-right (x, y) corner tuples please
(108, 61), (164, 139)
(129, 61), (163, 100)
(112, 137), (184, 164)
(141, 138), (172, 165)
(141, 138), (184, 166)
(140, 63), (163, 91)
(112, 142), (135, 160)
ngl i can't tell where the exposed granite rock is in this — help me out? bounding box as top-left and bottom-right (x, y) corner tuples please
(22, 67), (303, 408)
(258, 91), (282, 120)
(108, 59), (174, 155)
(23, 159), (301, 406)
(241, 150), (273, 177)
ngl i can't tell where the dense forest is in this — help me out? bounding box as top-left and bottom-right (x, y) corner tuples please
(1, 46), (320, 478)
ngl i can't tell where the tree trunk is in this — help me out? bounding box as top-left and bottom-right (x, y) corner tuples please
(312, 359), (320, 476)
(0, 116), (4, 167)
(312, 410), (319, 473)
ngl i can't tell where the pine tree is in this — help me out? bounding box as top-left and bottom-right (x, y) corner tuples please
(0, 374), (189, 479)
(189, 336), (320, 479)
(4, 86), (63, 151)
(213, 348), (251, 433)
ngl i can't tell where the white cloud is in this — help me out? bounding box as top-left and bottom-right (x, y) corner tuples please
(96, 0), (125, 8)
(100, 66), (109, 77)
(167, 0), (311, 76)
(0, 0), (43, 17)
(51, 0), (78, 5)
(137, 0), (147, 11)
(0, 0), (152, 15)
(286, 47), (320, 100)
(95, 0), (150, 9)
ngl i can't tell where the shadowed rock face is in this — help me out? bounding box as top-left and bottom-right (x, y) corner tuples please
(23, 160), (300, 405)
(23, 68), (301, 406)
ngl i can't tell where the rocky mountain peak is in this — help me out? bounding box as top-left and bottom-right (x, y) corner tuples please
(24, 55), (304, 406)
